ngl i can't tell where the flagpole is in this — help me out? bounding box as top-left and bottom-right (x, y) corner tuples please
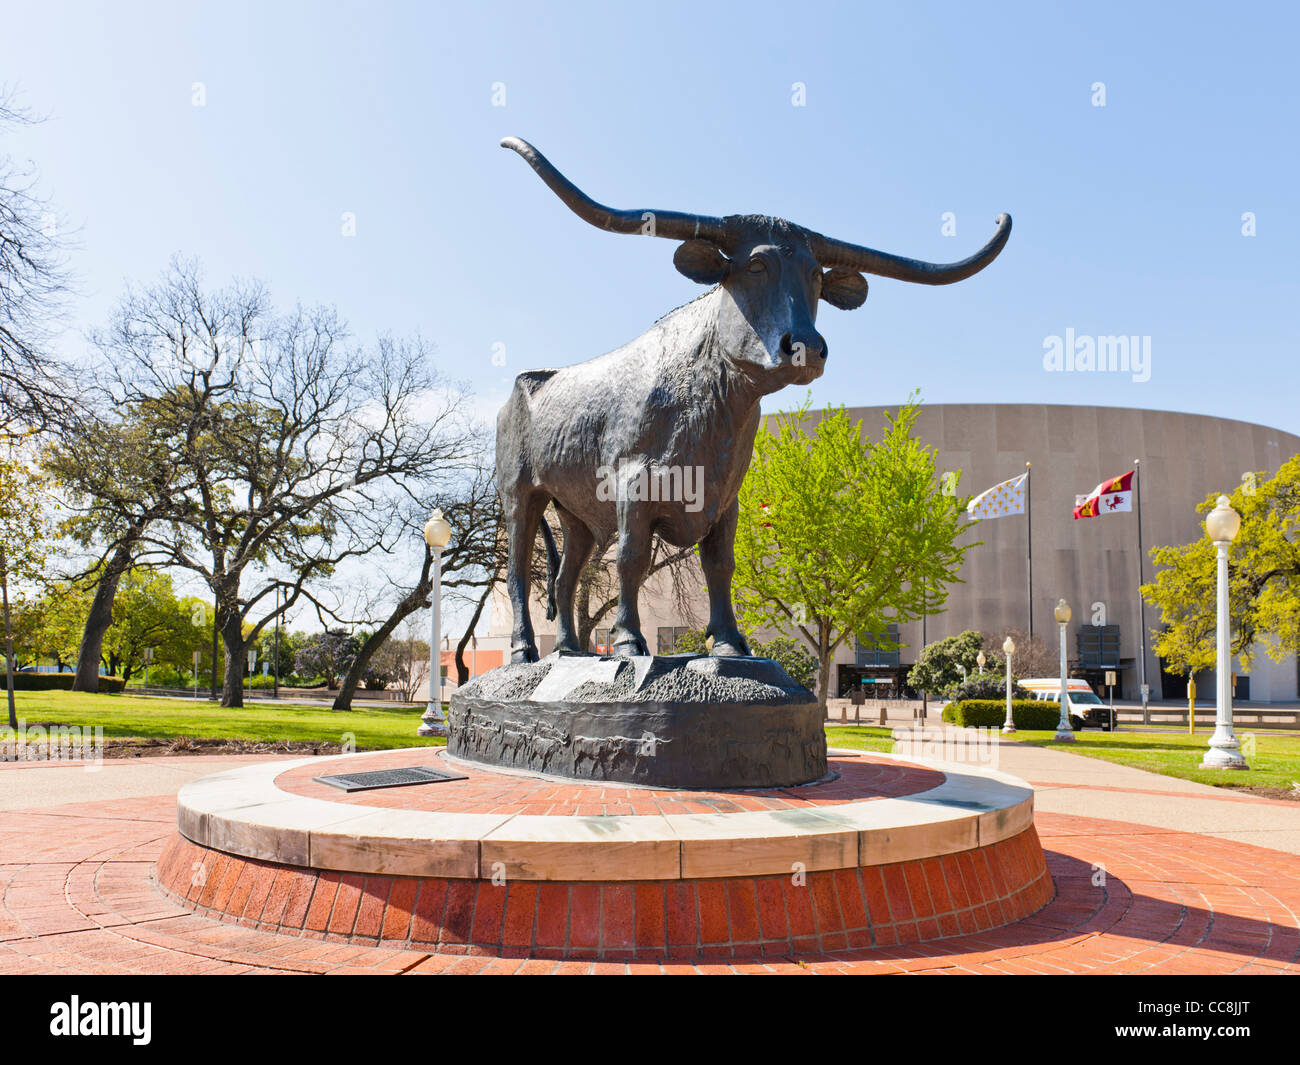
(1026, 461), (1033, 641)
(1135, 458), (1149, 724)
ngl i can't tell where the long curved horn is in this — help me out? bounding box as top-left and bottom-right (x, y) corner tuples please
(501, 137), (728, 244)
(810, 213), (1012, 285)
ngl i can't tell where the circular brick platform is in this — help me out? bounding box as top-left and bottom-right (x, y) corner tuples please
(4, 787), (1297, 974)
(157, 748), (1052, 959)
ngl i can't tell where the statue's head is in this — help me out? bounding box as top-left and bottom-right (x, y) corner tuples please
(501, 137), (1011, 389)
(671, 216), (866, 387)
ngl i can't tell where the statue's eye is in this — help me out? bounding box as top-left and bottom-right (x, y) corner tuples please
(747, 258), (767, 274)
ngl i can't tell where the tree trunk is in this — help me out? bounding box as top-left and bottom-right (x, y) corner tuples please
(815, 619), (832, 714)
(332, 550), (433, 711)
(210, 604), (221, 700)
(72, 537), (136, 692)
(455, 583), (494, 684)
(219, 608), (246, 708)
(2, 545), (17, 730)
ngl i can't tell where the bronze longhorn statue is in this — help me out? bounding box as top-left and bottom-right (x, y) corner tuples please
(497, 137), (1010, 664)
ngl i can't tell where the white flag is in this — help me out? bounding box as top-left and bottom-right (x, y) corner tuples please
(967, 473), (1028, 520)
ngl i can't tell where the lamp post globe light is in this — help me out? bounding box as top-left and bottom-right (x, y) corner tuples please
(1053, 598), (1076, 742)
(418, 508), (453, 738)
(976, 649), (986, 675)
(1202, 495), (1247, 769)
(1001, 636), (1015, 734)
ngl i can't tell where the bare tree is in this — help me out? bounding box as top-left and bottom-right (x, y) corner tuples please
(982, 628), (1059, 679)
(0, 89), (76, 434)
(573, 534), (701, 652)
(332, 463), (502, 710)
(94, 258), (478, 707)
(370, 621), (430, 703)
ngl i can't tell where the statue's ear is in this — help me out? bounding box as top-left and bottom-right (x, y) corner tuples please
(821, 268), (869, 310)
(674, 240), (730, 285)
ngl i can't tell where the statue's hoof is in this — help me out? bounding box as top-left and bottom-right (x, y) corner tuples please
(709, 634), (751, 657)
(511, 646), (540, 664)
(613, 636), (649, 657)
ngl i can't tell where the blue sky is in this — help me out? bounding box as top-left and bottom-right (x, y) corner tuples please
(3, 1), (1297, 634)
(4, 0), (1296, 437)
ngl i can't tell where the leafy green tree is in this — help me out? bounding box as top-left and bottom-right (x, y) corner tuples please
(1143, 541), (1217, 712)
(44, 406), (193, 691)
(1143, 457), (1300, 684)
(30, 579), (90, 665)
(5, 593), (46, 669)
(99, 570), (193, 681)
(907, 630), (989, 699)
(733, 397), (974, 709)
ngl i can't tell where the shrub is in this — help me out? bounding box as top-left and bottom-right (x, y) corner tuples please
(669, 629), (710, 655)
(751, 635), (818, 690)
(2, 673), (126, 693)
(948, 675), (1027, 702)
(943, 698), (1063, 730)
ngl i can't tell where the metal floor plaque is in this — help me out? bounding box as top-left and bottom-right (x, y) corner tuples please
(313, 765), (468, 792)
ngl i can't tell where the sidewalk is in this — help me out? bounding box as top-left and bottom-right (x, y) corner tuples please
(994, 740), (1300, 855)
(0, 754), (277, 812)
(0, 742), (1296, 974)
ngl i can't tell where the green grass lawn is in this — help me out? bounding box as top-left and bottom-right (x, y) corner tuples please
(3, 690), (443, 751)
(1009, 728), (1300, 793)
(824, 726), (897, 754)
(9, 693), (1292, 796)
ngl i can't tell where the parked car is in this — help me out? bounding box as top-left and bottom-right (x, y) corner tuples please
(1019, 677), (1115, 730)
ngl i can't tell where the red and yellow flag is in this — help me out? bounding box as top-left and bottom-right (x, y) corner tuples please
(1073, 470), (1134, 519)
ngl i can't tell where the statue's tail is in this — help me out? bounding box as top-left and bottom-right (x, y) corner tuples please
(539, 517), (560, 621)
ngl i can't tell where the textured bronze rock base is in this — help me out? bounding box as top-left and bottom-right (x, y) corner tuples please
(447, 652), (827, 788)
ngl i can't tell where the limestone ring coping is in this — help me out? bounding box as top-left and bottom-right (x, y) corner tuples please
(174, 748), (1035, 883)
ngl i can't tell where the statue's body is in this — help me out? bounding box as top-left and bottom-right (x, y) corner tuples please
(497, 137), (1011, 664)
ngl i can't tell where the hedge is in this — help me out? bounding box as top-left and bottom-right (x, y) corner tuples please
(943, 698), (1079, 730)
(1, 673), (126, 693)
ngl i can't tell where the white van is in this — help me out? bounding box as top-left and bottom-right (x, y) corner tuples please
(1019, 678), (1115, 730)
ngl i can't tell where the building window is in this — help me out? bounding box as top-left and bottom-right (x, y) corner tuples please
(657, 627), (696, 654)
(855, 625), (900, 667)
(1076, 625), (1121, 669)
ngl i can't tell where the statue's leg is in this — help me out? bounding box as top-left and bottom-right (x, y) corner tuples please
(505, 488), (547, 663)
(701, 500), (751, 656)
(610, 516), (652, 657)
(553, 507), (595, 652)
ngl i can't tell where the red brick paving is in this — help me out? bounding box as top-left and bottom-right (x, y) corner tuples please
(273, 749), (942, 815)
(1, 793), (1297, 972)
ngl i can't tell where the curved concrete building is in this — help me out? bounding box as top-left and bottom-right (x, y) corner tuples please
(828, 403), (1300, 703)
(480, 403), (1300, 704)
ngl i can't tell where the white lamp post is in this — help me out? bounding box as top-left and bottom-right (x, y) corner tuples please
(1202, 496), (1247, 769)
(418, 508), (452, 737)
(976, 650), (986, 675)
(1001, 636), (1015, 734)
(1054, 598), (1075, 742)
